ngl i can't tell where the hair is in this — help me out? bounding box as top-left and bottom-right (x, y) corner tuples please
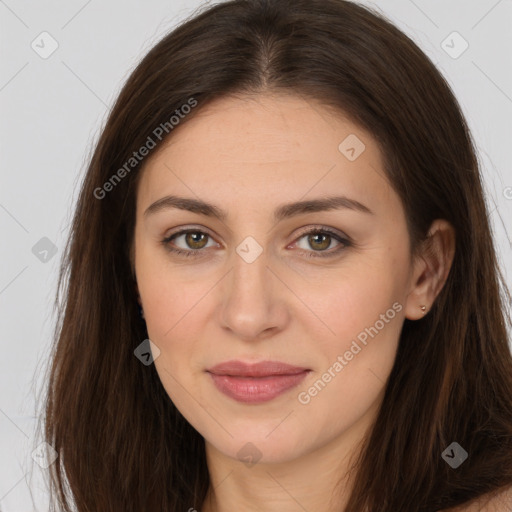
(41, 0), (512, 510)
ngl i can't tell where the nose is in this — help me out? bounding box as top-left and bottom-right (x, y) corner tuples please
(219, 246), (290, 341)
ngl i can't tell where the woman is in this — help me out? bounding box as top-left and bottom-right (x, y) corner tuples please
(42, 0), (512, 510)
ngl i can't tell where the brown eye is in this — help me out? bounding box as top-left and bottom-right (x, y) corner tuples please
(184, 232), (209, 249)
(162, 229), (216, 257)
(293, 227), (351, 259)
(307, 232), (332, 251)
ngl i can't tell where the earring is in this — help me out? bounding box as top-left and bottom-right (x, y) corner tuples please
(420, 305), (427, 315)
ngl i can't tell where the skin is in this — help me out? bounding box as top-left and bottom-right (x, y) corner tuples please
(132, 92), (456, 511)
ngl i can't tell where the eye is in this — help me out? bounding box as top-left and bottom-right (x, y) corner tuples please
(161, 225), (351, 259)
(291, 227), (351, 258)
(162, 229), (217, 257)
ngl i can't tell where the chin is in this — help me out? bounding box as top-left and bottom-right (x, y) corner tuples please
(208, 429), (307, 466)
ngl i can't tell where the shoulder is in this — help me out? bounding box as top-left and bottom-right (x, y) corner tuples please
(441, 485), (512, 512)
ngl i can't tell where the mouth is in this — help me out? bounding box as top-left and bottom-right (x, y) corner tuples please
(206, 360), (311, 404)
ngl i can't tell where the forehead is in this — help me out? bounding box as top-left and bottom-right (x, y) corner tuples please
(149, 93), (380, 162)
(136, 93), (394, 216)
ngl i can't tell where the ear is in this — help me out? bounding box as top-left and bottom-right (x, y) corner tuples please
(404, 219), (456, 320)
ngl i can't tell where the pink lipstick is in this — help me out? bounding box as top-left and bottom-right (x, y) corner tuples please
(207, 360), (310, 404)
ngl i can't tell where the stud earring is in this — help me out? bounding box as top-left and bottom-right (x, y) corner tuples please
(420, 305), (427, 315)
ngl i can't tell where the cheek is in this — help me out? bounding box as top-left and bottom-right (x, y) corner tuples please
(141, 277), (210, 416)
(291, 260), (405, 421)
(305, 259), (405, 351)
(137, 257), (222, 404)
(136, 243), (211, 339)
(141, 278), (209, 366)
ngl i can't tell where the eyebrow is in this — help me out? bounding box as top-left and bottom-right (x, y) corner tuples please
(144, 194), (374, 222)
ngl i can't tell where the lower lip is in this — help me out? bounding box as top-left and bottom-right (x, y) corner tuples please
(207, 371), (310, 404)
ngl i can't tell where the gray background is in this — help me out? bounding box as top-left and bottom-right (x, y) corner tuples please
(1, 0), (511, 509)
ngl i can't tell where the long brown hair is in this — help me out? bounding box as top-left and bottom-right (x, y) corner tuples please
(41, 0), (512, 510)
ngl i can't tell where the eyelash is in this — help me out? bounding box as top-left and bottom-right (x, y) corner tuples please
(161, 226), (351, 259)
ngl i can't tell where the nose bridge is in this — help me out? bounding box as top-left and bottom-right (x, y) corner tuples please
(228, 231), (270, 292)
(229, 241), (272, 305)
(219, 239), (285, 338)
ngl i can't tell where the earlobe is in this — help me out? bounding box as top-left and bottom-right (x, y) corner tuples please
(404, 219), (456, 321)
(404, 255), (431, 320)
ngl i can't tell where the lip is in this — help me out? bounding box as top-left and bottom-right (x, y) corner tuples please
(208, 360), (309, 377)
(206, 360), (311, 404)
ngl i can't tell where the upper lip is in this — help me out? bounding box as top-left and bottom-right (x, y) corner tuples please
(207, 360), (310, 377)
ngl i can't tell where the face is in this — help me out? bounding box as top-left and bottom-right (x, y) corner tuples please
(133, 93), (415, 465)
